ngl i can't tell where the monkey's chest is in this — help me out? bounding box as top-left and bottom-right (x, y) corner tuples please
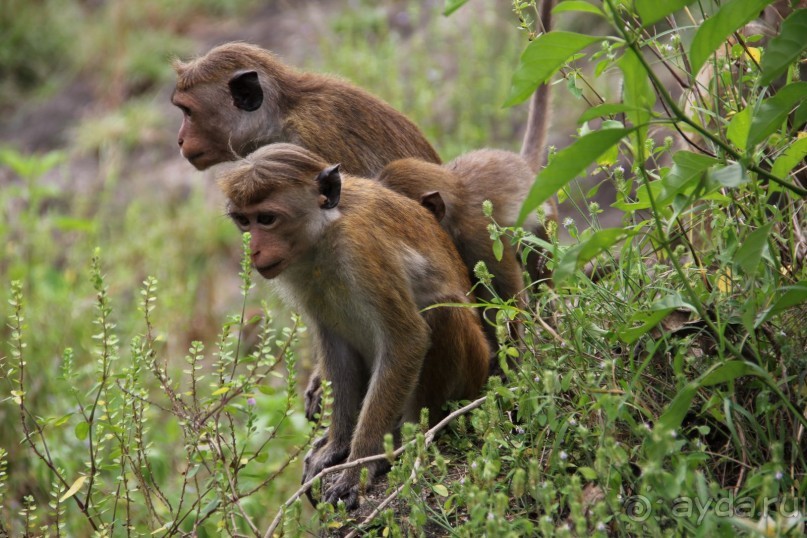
(274, 269), (380, 360)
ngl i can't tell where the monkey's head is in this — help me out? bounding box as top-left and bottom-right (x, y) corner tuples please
(219, 144), (342, 279)
(378, 159), (458, 223)
(172, 43), (286, 170)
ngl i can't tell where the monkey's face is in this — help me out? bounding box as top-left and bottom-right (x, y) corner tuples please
(221, 154), (344, 280)
(227, 195), (319, 280)
(171, 75), (276, 171)
(172, 85), (238, 170)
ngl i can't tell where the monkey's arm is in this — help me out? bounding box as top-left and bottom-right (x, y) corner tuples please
(302, 326), (364, 487)
(322, 300), (431, 508)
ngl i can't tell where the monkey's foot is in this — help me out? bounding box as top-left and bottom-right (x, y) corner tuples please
(302, 440), (349, 505)
(302, 442), (348, 483)
(323, 471), (361, 510)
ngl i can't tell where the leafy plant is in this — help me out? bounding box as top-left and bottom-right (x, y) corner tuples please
(2, 238), (313, 535)
(2, 0), (806, 535)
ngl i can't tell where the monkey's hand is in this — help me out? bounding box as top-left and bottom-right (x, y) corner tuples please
(302, 438), (349, 505)
(323, 470), (361, 510)
(304, 373), (323, 421)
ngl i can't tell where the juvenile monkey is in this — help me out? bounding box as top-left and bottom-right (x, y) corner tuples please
(378, 0), (557, 339)
(218, 143), (490, 509)
(379, 150), (551, 299)
(171, 42), (440, 175)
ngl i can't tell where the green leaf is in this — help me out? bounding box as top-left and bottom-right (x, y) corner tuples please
(578, 103), (643, 124)
(578, 466), (599, 480)
(689, 0), (774, 75)
(443, 0), (469, 16)
(707, 162), (748, 188)
(635, 0), (697, 26)
(657, 382), (698, 431)
(772, 136), (807, 178)
(53, 414), (73, 427)
(732, 222), (773, 276)
(492, 237), (504, 262)
(619, 309), (672, 344)
(726, 106), (752, 151)
(433, 484), (450, 497)
(0, 148), (65, 179)
(619, 48), (656, 145)
(201, 499), (220, 517)
(795, 100), (807, 131)
(518, 127), (632, 224)
(659, 151), (719, 203)
(75, 421), (90, 441)
(505, 31), (601, 107)
(755, 281), (807, 326)
(747, 82), (807, 148)
(612, 179), (665, 212)
(553, 1), (604, 16)
(53, 217), (97, 233)
(618, 294), (695, 344)
(554, 228), (631, 284)
(760, 9), (807, 85)
(701, 361), (756, 386)
(771, 282), (807, 312)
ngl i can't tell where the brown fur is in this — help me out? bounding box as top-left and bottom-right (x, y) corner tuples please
(172, 42), (440, 174)
(218, 143), (489, 509)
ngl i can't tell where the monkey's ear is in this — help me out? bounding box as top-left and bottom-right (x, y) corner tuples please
(420, 191), (446, 222)
(228, 71), (263, 111)
(317, 164), (342, 209)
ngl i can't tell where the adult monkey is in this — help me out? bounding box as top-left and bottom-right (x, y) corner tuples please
(218, 143), (490, 509)
(379, 0), (557, 344)
(171, 42), (440, 175)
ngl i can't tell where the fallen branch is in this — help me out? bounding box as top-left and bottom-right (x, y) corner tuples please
(262, 394), (488, 538)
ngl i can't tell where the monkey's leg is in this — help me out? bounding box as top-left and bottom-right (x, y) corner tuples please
(415, 305), (490, 421)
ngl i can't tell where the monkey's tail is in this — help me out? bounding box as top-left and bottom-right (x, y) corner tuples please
(519, 0), (554, 175)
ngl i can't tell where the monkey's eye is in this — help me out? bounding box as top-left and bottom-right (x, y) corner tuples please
(230, 214), (250, 230)
(177, 104), (191, 117)
(257, 213), (277, 226)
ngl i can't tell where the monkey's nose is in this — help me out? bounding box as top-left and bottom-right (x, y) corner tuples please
(178, 137), (184, 147)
